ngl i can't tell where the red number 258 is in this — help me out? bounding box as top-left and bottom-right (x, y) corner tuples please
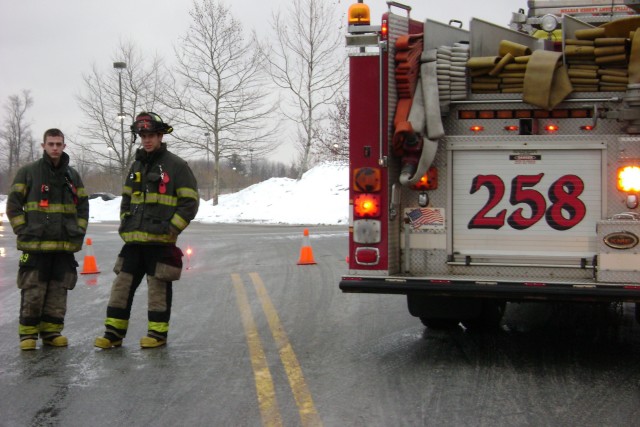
(468, 174), (586, 231)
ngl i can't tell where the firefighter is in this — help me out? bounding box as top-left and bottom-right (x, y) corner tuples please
(94, 112), (199, 349)
(6, 128), (89, 351)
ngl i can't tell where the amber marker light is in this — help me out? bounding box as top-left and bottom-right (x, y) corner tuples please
(545, 124), (559, 132)
(410, 167), (438, 190)
(381, 18), (388, 39)
(354, 193), (381, 218)
(618, 166), (640, 192)
(470, 125), (484, 132)
(353, 167), (381, 192)
(348, 2), (370, 25)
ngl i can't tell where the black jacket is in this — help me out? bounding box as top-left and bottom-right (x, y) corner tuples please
(6, 151), (89, 253)
(119, 143), (199, 244)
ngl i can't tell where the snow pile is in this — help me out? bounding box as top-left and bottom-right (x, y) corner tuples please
(1, 162), (350, 226)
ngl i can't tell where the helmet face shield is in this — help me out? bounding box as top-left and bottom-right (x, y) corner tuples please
(130, 112), (173, 135)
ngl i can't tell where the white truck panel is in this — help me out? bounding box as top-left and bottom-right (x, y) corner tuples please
(451, 147), (603, 259)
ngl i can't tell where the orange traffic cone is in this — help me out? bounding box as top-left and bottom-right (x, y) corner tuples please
(297, 229), (316, 265)
(80, 238), (100, 274)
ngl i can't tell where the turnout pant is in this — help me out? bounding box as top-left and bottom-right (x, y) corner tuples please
(103, 244), (183, 341)
(18, 252), (78, 339)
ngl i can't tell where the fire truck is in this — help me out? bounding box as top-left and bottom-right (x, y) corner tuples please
(340, 0), (640, 328)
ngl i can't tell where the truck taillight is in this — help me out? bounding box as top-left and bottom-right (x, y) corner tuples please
(354, 194), (381, 217)
(354, 167), (381, 192)
(618, 166), (640, 192)
(348, 2), (371, 25)
(381, 18), (388, 40)
(411, 167), (438, 190)
(354, 247), (380, 265)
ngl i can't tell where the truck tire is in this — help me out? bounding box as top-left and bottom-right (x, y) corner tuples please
(461, 301), (506, 331)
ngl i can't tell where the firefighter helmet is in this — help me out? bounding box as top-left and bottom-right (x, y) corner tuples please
(130, 112), (173, 135)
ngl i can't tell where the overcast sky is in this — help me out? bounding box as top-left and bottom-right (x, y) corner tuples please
(0, 0), (526, 163)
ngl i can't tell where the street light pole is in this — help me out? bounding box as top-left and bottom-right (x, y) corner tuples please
(249, 148), (253, 182)
(113, 61), (127, 180)
(204, 132), (211, 200)
(107, 147), (114, 193)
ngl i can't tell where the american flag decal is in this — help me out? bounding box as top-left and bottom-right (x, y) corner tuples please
(407, 208), (444, 229)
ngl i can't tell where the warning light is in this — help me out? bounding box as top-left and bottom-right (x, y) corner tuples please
(545, 124), (559, 132)
(354, 193), (381, 218)
(348, 3), (370, 25)
(504, 125), (519, 132)
(470, 125), (484, 132)
(410, 167), (438, 190)
(186, 247), (193, 270)
(381, 18), (388, 40)
(354, 167), (381, 192)
(618, 166), (640, 192)
(580, 125), (594, 131)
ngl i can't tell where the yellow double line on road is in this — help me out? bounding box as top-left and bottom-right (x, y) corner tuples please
(232, 272), (322, 427)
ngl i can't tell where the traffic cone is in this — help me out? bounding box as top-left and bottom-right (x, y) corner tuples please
(80, 238), (100, 274)
(297, 229), (316, 265)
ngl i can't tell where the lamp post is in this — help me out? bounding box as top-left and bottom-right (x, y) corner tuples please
(205, 132), (211, 200)
(249, 148), (254, 182)
(107, 147), (113, 193)
(113, 61), (127, 180)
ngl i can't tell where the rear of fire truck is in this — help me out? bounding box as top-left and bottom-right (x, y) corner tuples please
(340, 0), (640, 328)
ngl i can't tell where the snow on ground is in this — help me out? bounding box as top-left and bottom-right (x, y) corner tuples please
(1, 162), (349, 226)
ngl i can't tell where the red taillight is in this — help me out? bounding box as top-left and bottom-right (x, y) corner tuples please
(581, 125), (594, 131)
(355, 247), (380, 265)
(354, 194), (381, 218)
(381, 19), (388, 40)
(504, 125), (519, 132)
(545, 124), (559, 132)
(470, 125), (484, 132)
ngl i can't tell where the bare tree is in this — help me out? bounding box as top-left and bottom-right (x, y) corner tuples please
(75, 41), (169, 183)
(313, 93), (349, 163)
(263, 0), (347, 179)
(165, 0), (279, 205)
(0, 90), (36, 182)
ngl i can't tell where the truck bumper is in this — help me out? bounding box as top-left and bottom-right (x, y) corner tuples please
(339, 275), (640, 303)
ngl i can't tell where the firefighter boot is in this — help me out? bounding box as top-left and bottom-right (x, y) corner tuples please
(19, 324), (40, 350)
(140, 335), (166, 348)
(95, 318), (128, 348)
(94, 333), (123, 349)
(20, 336), (37, 351)
(42, 333), (68, 347)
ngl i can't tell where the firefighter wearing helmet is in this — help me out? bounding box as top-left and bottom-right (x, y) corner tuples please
(95, 112), (199, 349)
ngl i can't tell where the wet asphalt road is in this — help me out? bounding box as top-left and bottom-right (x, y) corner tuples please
(1, 222), (640, 426)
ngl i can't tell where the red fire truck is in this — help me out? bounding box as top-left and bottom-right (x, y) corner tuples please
(340, 0), (640, 328)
